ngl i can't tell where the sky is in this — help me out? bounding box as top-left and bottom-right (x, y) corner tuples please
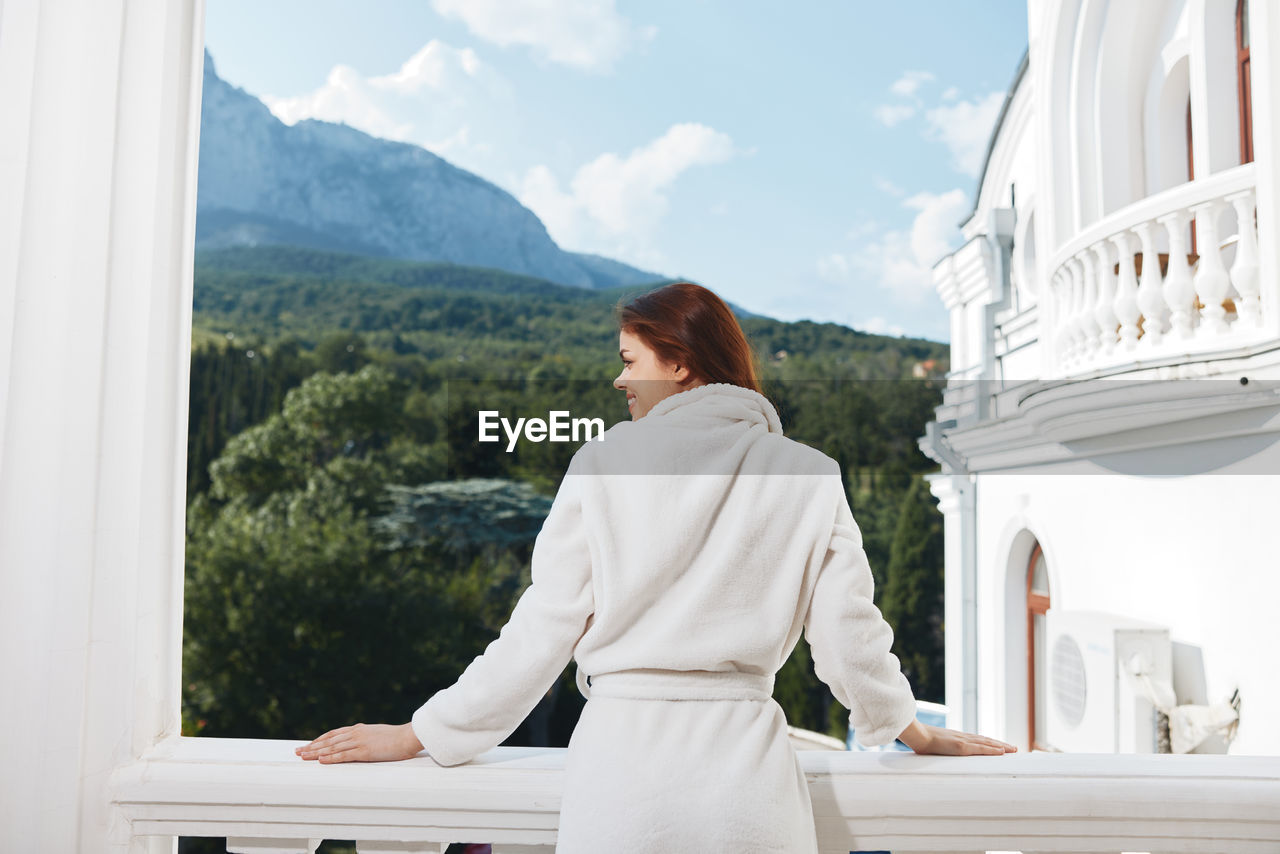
(203, 0), (1028, 343)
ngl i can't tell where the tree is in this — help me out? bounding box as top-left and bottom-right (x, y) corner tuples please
(184, 368), (577, 746)
(186, 366), (450, 738)
(315, 331), (369, 374)
(207, 364), (439, 510)
(879, 476), (946, 703)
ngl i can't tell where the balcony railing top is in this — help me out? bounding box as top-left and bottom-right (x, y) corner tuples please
(1051, 163), (1258, 274)
(110, 735), (1280, 854)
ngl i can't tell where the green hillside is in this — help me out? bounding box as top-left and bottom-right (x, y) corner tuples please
(183, 244), (950, 761)
(193, 245), (945, 377)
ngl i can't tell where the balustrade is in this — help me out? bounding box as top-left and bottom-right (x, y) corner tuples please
(109, 736), (1280, 854)
(1048, 166), (1267, 375)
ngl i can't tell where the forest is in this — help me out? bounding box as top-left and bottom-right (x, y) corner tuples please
(182, 245), (950, 764)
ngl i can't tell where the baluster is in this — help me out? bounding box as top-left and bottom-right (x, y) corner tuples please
(1090, 240), (1118, 354)
(227, 840), (321, 854)
(1134, 220), (1167, 345)
(1066, 258), (1086, 366)
(1076, 250), (1102, 359)
(1109, 230), (1142, 349)
(1192, 199), (1231, 335)
(1074, 256), (1095, 364)
(1158, 208), (1196, 337)
(1227, 188), (1262, 326)
(1051, 271), (1071, 371)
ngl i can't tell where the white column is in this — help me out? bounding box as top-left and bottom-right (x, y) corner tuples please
(1075, 251), (1102, 356)
(1090, 240), (1119, 356)
(1059, 261), (1080, 368)
(1227, 189), (1263, 325)
(1248, 0), (1280, 338)
(927, 473), (977, 734)
(1133, 221), (1167, 345)
(1192, 199), (1232, 336)
(1188, 0), (1243, 177)
(1110, 230), (1142, 349)
(0, 1), (205, 852)
(1050, 271), (1068, 374)
(1159, 208), (1198, 338)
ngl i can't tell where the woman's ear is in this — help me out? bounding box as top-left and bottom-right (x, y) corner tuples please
(673, 366), (701, 386)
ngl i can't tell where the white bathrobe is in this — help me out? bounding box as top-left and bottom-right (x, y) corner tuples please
(411, 382), (919, 852)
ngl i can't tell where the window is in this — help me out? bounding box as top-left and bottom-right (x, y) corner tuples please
(1187, 96), (1198, 254)
(1026, 544), (1051, 751)
(1238, 0), (1253, 164)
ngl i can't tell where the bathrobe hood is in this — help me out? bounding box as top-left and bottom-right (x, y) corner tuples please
(579, 381), (802, 477)
(641, 382), (784, 435)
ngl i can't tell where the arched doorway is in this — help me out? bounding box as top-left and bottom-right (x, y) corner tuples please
(1026, 543), (1051, 751)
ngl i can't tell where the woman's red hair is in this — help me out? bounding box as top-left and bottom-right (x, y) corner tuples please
(615, 282), (765, 396)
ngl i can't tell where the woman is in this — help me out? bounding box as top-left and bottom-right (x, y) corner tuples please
(297, 282), (1016, 851)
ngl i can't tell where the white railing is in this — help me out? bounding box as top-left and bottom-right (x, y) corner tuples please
(110, 736), (1280, 854)
(1047, 163), (1269, 377)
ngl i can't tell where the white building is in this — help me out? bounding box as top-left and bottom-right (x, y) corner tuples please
(922, 0), (1279, 757)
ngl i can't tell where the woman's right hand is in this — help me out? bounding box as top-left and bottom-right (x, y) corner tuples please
(897, 718), (1017, 755)
(295, 722), (424, 764)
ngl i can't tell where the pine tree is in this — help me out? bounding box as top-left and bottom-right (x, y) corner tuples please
(881, 476), (946, 703)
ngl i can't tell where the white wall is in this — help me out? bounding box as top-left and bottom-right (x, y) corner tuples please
(942, 45), (1043, 387)
(0, 1), (205, 850)
(974, 438), (1280, 756)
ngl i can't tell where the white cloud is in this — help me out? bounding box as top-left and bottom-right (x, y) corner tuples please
(260, 41), (511, 175)
(519, 123), (736, 264)
(874, 104), (916, 127)
(872, 175), (906, 197)
(857, 315), (907, 337)
(902, 189), (968, 267)
(818, 188), (968, 304)
(816, 252), (850, 281)
(430, 0), (655, 72)
(924, 91), (1005, 176)
(520, 165), (584, 245)
(889, 70), (935, 98)
(874, 73), (1004, 178)
(844, 218), (881, 240)
(875, 70), (937, 127)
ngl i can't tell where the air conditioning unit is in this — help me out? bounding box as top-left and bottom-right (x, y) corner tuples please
(1044, 609), (1171, 753)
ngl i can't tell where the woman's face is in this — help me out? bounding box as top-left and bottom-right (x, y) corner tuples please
(612, 328), (703, 419)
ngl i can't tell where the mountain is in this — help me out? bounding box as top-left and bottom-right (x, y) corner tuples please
(192, 245), (768, 327)
(195, 51), (662, 290)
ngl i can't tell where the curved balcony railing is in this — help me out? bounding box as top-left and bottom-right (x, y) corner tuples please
(1047, 163), (1268, 377)
(109, 736), (1280, 853)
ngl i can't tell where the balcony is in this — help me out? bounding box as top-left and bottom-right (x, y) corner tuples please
(110, 736), (1280, 853)
(1047, 163), (1272, 379)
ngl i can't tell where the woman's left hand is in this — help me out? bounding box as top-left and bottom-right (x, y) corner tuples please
(295, 722), (424, 764)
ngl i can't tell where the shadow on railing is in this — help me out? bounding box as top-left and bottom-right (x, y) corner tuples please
(110, 736), (1280, 854)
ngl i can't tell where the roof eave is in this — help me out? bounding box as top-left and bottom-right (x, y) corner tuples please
(957, 47), (1031, 230)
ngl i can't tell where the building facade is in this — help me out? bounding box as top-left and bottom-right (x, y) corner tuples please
(922, 0), (1279, 756)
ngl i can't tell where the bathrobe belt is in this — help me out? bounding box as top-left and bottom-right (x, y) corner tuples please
(576, 666), (775, 702)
